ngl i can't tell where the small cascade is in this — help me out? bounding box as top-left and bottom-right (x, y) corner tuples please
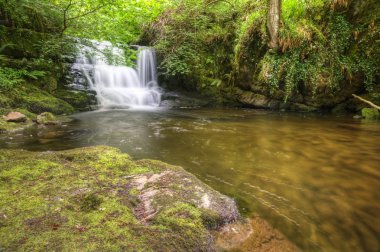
(72, 41), (161, 108)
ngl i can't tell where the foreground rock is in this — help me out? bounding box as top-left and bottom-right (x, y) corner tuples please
(0, 146), (300, 251)
(2, 111), (27, 122)
(0, 146), (239, 251)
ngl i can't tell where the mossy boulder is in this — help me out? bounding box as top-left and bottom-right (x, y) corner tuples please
(16, 85), (75, 115)
(1, 84), (75, 115)
(362, 108), (380, 120)
(55, 89), (97, 111)
(36, 112), (58, 125)
(0, 146), (240, 251)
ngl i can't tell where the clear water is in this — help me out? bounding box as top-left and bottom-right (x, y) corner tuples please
(1, 108), (379, 252)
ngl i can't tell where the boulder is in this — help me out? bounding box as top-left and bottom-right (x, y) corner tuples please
(36, 112), (58, 125)
(2, 111), (27, 122)
(128, 162), (240, 225)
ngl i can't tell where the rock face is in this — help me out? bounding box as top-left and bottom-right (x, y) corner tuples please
(236, 89), (318, 112)
(2, 111), (27, 122)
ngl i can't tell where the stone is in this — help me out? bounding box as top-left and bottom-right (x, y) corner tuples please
(2, 112), (27, 123)
(128, 166), (240, 224)
(36, 112), (58, 125)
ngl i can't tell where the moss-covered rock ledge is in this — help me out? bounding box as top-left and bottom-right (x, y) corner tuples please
(0, 146), (241, 251)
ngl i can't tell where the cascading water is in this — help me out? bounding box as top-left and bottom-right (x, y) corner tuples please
(72, 41), (161, 108)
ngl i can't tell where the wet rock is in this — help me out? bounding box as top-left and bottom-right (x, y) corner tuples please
(36, 112), (58, 125)
(2, 111), (27, 122)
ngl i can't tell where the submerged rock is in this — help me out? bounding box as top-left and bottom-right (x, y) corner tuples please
(2, 111), (27, 122)
(215, 217), (301, 252)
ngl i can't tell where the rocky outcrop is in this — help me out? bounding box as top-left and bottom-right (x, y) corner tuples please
(0, 146), (239, 251)
(236, 89), (318, 112)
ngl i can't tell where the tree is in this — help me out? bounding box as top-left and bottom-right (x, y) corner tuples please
(267, 0), (281, 50)
(59, 0), (114, 36)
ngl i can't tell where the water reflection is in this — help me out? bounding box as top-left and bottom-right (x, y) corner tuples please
(1, 108), (379, 252)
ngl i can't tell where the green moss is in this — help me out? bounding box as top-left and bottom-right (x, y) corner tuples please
(201, 208), (223, 229)
(15, 84), (75, 115)
(362, 108), (380, 120)
(36, 112), (57, 125)
(41, 76), (58, 93)
(0, 146), (217, 251)
(55, 89), (96, 111)
(0, 114), (34, 133)
(0, 84), (74, 115)
(80, 194), (103, 212)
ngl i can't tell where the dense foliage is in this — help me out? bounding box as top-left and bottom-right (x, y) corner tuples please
(0, 0), (167, 114)
(147, 0), (379, 108)
(0, 0), (166, 86)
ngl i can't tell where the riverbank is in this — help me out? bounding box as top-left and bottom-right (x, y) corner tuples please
(0, 145), (299, 251)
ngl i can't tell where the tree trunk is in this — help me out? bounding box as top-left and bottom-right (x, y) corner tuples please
(267, 0), (281, 50)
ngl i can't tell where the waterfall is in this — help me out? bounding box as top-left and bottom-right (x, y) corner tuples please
(72, 41), (161, 109)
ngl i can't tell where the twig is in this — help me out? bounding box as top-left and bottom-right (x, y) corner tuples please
(352, 94), (380, 110)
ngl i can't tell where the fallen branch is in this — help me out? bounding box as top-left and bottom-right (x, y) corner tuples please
(352, 94), (380, 110)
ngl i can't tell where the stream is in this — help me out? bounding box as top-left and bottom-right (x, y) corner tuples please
(1, 108), (379, 252)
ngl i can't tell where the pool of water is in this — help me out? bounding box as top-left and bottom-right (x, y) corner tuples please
(1, 108), (379, 251)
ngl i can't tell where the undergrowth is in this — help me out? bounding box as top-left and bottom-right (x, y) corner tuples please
(148, 0), (379, 105)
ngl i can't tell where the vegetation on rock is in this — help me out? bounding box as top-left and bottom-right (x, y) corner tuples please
(0, 146), (241, 251)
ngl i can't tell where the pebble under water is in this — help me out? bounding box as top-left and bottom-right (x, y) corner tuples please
(1, 108), (379, 252)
